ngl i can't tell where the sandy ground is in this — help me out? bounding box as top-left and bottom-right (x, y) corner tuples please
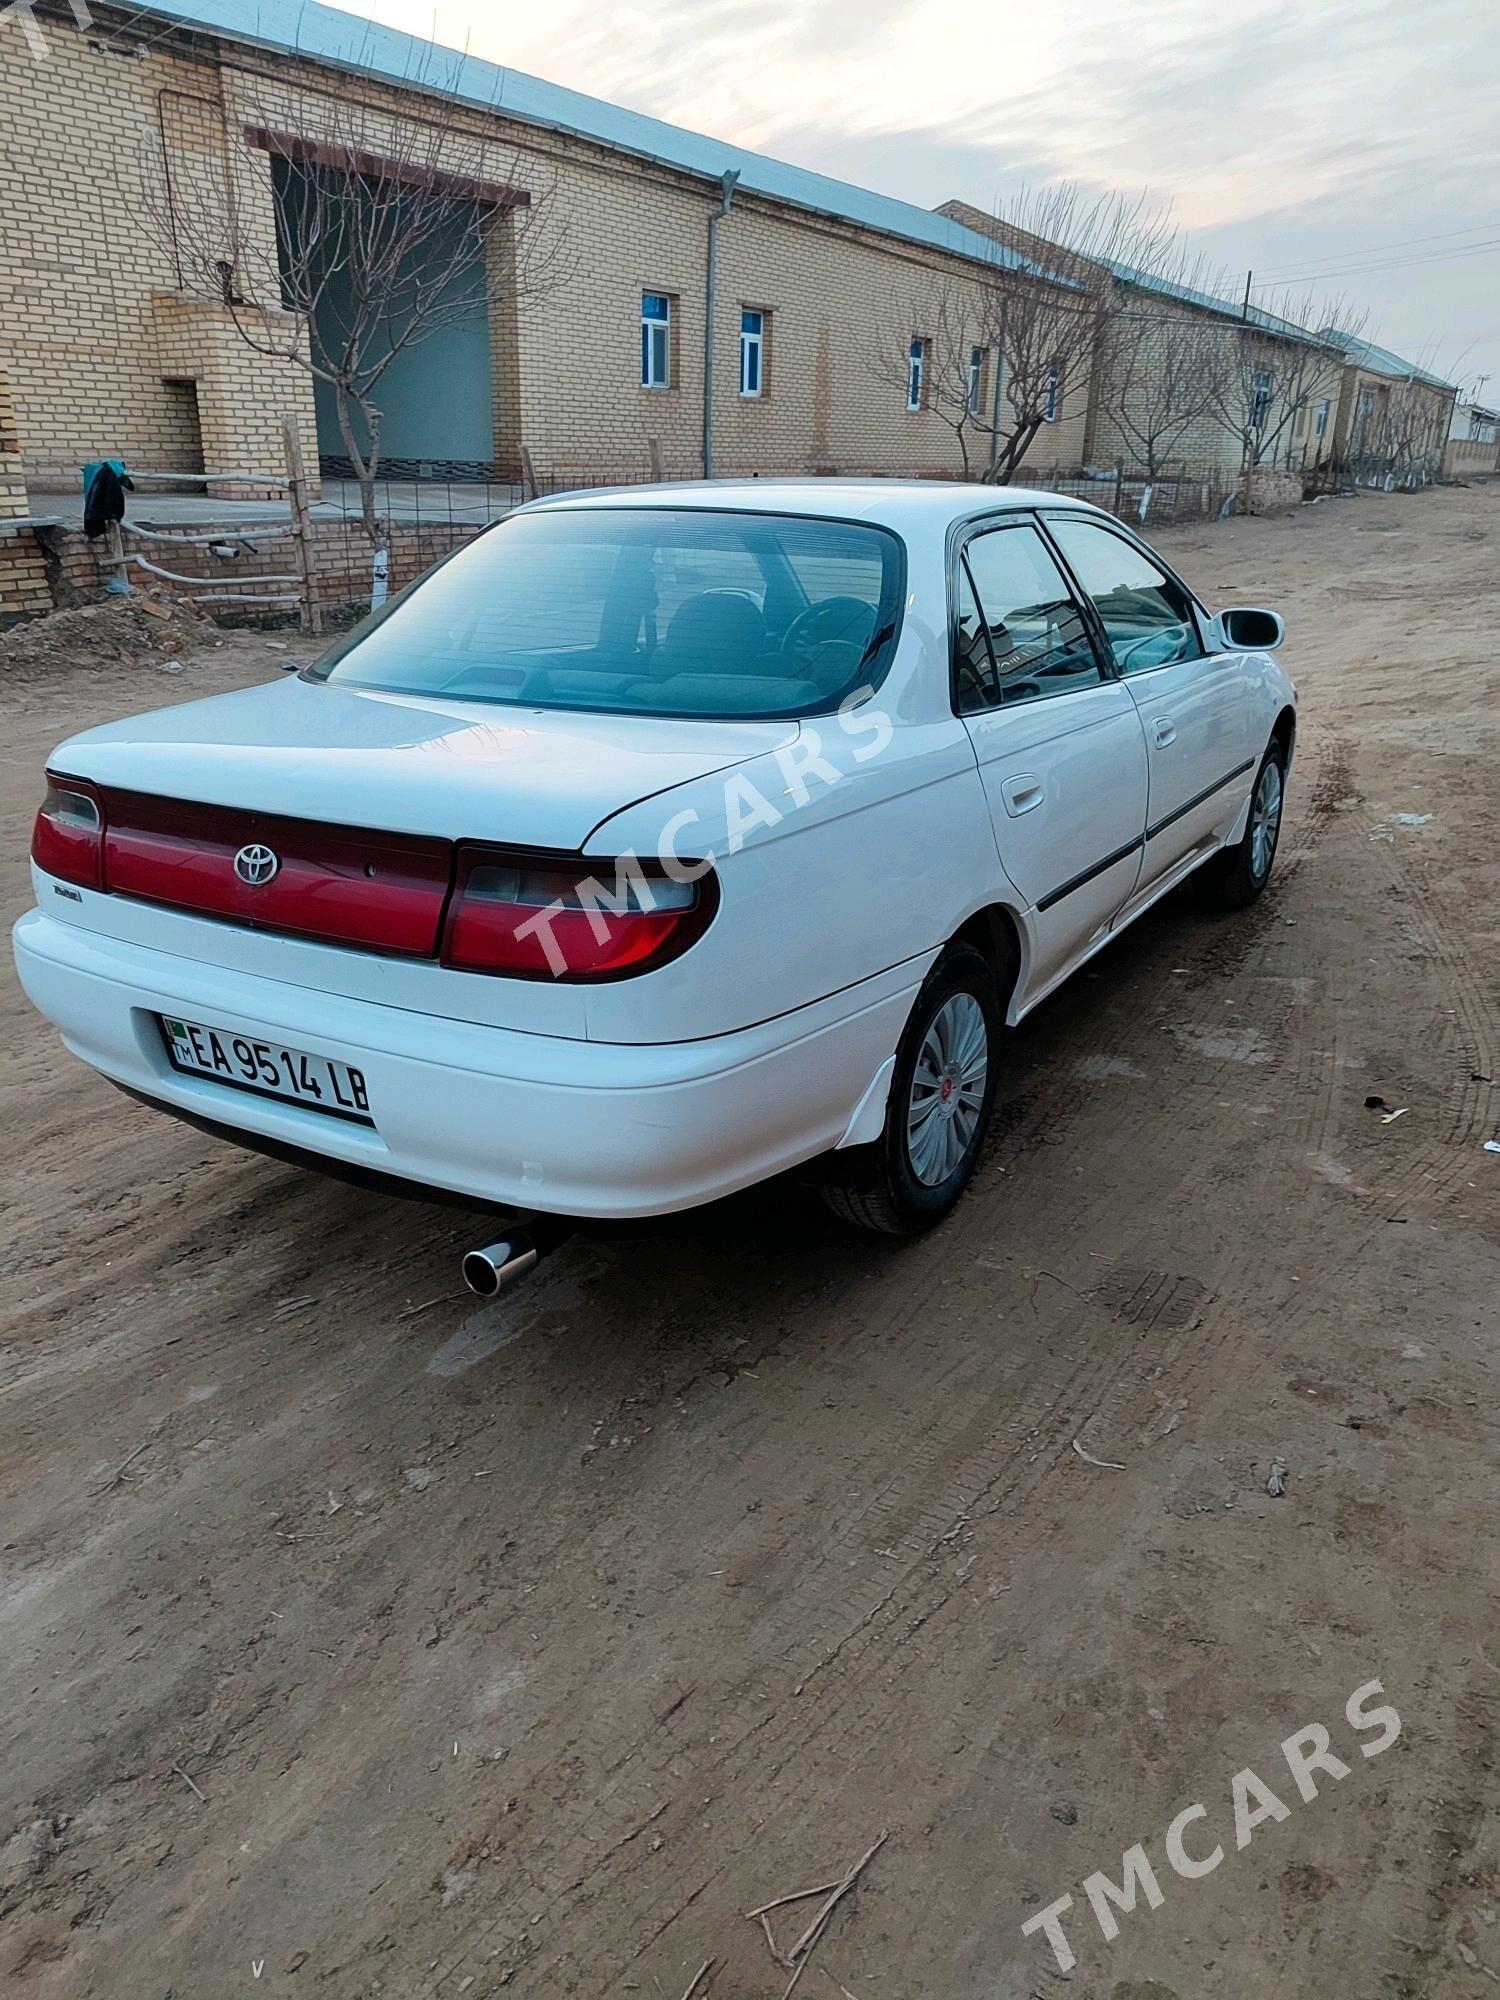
(2, 485), (1498, 2000)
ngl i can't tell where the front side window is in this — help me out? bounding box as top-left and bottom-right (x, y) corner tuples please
(956, 523), (1102, 712)
(642, 292), (671, 388)
(740, 309), (765, 397)
(309, 507), (904, 722)
(907, 337), (927, 411)
(1047, 516), (1203, 675)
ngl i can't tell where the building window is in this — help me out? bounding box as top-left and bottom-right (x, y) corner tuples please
(907, 337), (927, 411)
(642, 292), (671, 389)
(1314, 399), (1330, 438)
(967, 345), (986, 416)
(740, 309), (765, 398)
(1044, 361), (1061, 422)
(1250, 368), (1272, 432)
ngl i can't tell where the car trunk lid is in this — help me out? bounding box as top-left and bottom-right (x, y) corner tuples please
(55, 676), (797, 849)
(42, 677), (794, 1038)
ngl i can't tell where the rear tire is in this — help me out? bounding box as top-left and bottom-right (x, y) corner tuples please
(819, 942), (1001, 1236)
(1214, 741), (1285, 908)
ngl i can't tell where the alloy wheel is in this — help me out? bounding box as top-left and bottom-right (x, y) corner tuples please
(1250, 759), (1283, 882)
(907, 991), (989, 1186)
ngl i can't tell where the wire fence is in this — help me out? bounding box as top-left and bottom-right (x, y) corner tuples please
(83, 445), (1258, 632)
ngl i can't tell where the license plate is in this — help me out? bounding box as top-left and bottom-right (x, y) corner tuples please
(160, 1015), (375, 1126)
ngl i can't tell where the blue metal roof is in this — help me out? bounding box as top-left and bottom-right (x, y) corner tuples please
(1317, 328), (1454, 392)
(131, 0), (1030, 275)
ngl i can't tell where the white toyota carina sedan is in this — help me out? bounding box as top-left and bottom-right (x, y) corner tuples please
(15, 482), (1294, 1280)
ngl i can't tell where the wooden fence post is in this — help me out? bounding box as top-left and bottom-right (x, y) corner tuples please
(281, 416), (322, 637)
(647, 437), (665, 483)
(520, 444), (540, 502)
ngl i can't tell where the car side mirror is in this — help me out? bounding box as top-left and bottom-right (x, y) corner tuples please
(1214, 606), (1285, 652)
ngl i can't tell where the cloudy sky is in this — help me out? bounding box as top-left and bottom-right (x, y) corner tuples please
(359, 0), (1497, 396)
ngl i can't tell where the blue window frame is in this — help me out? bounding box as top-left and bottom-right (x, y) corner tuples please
(740, 309), (765, 397)
(642, 292), (671, 389)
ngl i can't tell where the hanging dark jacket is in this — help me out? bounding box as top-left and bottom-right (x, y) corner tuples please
(84, 461), (134, 540)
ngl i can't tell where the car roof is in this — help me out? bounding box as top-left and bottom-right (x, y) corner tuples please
(522, 478), (1110, 531)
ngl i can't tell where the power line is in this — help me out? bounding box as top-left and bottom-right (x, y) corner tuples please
(1250, 240), (1500, 290)
(1252, 217), (1500, 280)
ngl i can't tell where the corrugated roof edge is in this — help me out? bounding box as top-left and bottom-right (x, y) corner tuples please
(126, 0), (1033, 276)
(1317, 327), (1455, 393)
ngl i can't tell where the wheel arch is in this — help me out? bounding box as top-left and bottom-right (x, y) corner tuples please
(950, 902), (1025, 1021)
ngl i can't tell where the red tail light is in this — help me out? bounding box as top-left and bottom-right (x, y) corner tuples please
(33, 775), (105, 890)
(441, 848), (718, 981)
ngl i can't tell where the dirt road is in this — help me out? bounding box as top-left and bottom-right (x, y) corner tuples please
(3, 486), (1498, 2000)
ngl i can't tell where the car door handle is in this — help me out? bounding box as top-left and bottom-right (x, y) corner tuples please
(1152, 717), (1177, 748)
(1000, 774), (1044, 817)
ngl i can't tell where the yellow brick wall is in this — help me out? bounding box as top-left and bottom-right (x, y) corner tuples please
(0, 362), (51, 620)
(0, 363), (29, 519)
(0, 18), (214, 482)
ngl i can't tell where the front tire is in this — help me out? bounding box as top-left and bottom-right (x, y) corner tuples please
(1214, 741), (1285, 908)
(820, 943), (1001, 1236)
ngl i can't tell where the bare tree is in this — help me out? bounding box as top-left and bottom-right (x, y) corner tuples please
(1358, 373), (1447, 487)
(1095, 305), (1227, 479)
(1204, 289), (1359, 476)
(974, 184), (1182, 482)
(893, 186), (1194, 482)
(135, 58), (571, 584)
(869, 281), (998, 477)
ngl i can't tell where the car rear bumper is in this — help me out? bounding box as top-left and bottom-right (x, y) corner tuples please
(14, 908), (918, 1218)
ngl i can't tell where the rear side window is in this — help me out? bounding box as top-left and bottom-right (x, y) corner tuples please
(1046, 517), (1203, 675)
(309, 508), (905, 721)
(953, 562), (994, 711)
(956, 523), (1102, 712)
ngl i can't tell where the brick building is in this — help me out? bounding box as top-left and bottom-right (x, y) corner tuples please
(1319, 331), (1457, 487)
(0, 0), (1094, 501)
(939, 199), (1351, 501)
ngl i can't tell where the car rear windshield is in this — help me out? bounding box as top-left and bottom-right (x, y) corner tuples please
(307, 506), (905, 720)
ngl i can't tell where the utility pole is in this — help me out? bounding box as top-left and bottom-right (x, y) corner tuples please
(703, 168), (741, 480)
(1241, 270), (1252, 320)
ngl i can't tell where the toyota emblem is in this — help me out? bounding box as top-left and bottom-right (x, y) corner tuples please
(234, 843), (280, 887)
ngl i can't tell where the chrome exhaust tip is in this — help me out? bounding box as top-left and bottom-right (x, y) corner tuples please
(461, 1233), (540, 1298)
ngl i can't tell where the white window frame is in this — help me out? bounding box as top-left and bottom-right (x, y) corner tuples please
(1314, 399), (1330, 438)
(740, 308), (764, 398)
(642, 292), (671, 390)
(967, 345), (985, 416)
(907, 337), (926, 412)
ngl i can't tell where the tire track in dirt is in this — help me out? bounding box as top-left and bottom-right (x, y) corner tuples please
(417, 912), (1335, 1992)
(421, 651), (1500, 1997)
